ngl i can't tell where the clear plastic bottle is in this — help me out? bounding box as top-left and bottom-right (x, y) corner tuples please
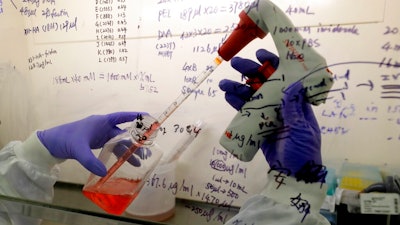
(82, 114), (163, 215)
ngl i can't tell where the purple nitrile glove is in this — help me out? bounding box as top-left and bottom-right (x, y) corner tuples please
(112, 139), (152, 167)
(37, 112), (148, 177)
(219, 49), (325, 182)
(263, 81), (325, 182)
(219, 49), (279, 111)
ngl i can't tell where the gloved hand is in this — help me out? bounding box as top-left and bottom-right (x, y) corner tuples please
(37, 112), (147, 177)
(219, 49), (279, 110)
(219, 49), (325, 182)
(112, 139), (152, 167)
(263, 81), (325, 182)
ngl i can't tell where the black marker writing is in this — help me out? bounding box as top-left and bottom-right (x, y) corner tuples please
(290, 193), (311, 222)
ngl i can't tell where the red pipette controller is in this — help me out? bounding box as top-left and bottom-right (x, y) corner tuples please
(218, 0), (334, 162)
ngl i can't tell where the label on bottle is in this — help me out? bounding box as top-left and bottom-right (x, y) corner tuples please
(360, 193), (400, 215)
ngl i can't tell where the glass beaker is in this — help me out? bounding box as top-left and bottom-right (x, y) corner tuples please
(82, 114), (163, 215)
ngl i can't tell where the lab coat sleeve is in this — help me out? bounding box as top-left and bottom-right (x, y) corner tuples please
(224, 170), (330, 225)
(0, 132), (62, 225)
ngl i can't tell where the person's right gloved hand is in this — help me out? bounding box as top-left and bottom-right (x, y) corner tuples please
(263, 81), (326, 182)
(219, 49), (326, 183)
(37, 112), (147, 177)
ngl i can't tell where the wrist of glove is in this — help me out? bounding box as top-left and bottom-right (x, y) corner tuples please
(269, 160), (327, 183)
(37, 112), (148, 177)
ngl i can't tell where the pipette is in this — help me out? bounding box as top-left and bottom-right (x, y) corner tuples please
(157, 57), (223, 125)
(95, 56), (223, 187)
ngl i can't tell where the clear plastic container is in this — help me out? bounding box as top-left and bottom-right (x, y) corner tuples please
(125, 160), (177, 221)
(125, 119), (205, 221)
(82, 114), (163, 215)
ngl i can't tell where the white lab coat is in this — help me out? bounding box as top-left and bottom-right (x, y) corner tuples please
(0, 132), (61, 225)
(224, 170), (330, 225)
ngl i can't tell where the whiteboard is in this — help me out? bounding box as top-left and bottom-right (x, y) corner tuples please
(0, 0), (399, 208)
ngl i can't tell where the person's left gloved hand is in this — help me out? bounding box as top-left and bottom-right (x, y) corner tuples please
(37, 112), (147, 177)
(219, 48), (279, 110)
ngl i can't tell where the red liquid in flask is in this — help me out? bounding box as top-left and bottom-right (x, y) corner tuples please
(82, 177), (142, 215)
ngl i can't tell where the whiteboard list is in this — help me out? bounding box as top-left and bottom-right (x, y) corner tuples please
(0, 0), (399, 208)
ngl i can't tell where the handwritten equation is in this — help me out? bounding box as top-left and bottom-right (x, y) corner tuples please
(321, 59), (400, 141)
(51, 71), (159, 93)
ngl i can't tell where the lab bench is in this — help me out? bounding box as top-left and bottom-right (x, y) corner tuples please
(0, 182), (239, 225)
